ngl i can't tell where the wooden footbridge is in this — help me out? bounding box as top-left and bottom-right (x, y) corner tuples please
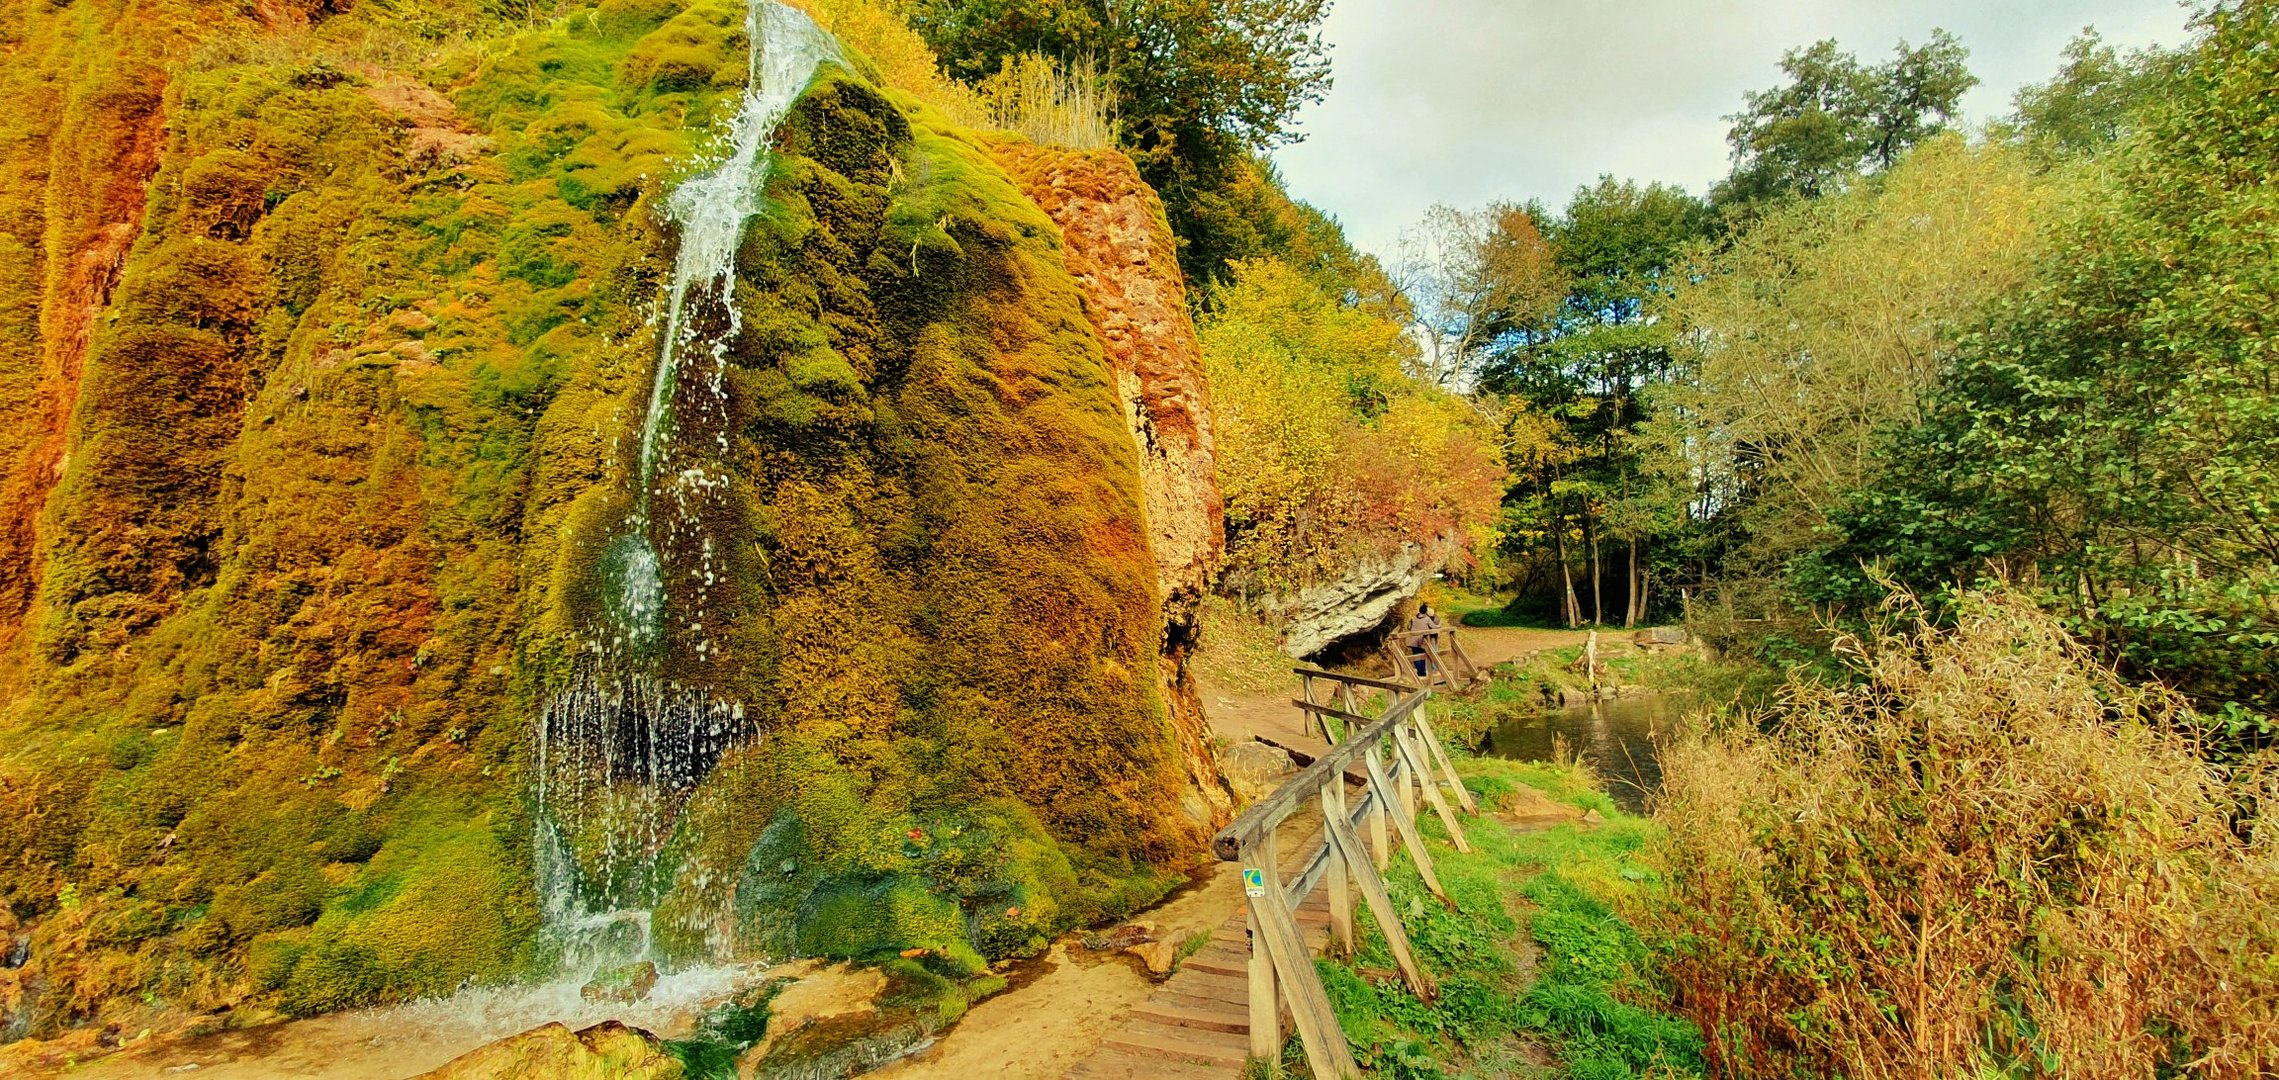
(1068, 642), (1483, 1078)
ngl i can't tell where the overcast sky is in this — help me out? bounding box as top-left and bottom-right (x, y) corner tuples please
(1271, 0), (2200, 258)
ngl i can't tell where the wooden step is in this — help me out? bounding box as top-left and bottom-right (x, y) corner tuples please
(1164, 970), (1247, 1001)
(1130, 998), (1250, 1035)
(1101, 1020), (1251, 1065)
(1067, 1047), (1238, 1079)
(1156, 989), (1251, 1014)
(1182, 947), (1249, 978)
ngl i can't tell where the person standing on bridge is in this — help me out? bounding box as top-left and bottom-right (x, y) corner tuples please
(1407, 604), (1441, 678)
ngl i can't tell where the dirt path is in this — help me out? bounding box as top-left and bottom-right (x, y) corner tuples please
(872, 864), (1250, 1080)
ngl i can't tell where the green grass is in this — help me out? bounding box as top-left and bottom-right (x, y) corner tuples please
(1288, 755), (1699, 1079)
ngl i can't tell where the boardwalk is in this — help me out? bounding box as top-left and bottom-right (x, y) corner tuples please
(1068, 868), (1334, 1078)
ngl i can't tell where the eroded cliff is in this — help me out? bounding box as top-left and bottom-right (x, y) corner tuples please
(0, 0), (1221, 1040)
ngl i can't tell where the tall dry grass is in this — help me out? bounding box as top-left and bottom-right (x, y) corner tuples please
(780, 1), (1114, 148)
(973, 53), (1116, 149)
(1649, 590), (2279, 1078)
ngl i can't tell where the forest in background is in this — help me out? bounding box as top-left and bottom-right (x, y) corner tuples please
(1361, 3), (2277, 753)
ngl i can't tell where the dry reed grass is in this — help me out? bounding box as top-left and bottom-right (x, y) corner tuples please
(781, 1), (1113, 149)
(973, 53), (1116, 149)
(1648, 590), (2279, 1078)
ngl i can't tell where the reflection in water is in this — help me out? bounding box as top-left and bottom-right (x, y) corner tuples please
(1478, 695), (1680, 814)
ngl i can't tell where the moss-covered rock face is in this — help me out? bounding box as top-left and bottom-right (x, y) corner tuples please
(0, 0), (1201, 1038)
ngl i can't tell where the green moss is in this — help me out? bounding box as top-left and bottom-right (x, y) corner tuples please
(268, 800), (538, 1016)
(1, 0), (1203, 1035)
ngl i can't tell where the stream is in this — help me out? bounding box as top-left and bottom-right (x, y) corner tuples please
(1479, 695), (1681, 815)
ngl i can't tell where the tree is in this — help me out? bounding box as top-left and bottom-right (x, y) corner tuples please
(1715, 30), (1977, 209)
(1198, 259), (1510, 594)
(1393, 203), (1563, 389)
(2007, 28), (2182, 162)
(1664, 137), (2060, 585)
(1810, 0), (2279, 739)
(903, 0), (1333, 283)
(1484, 179), (1711, 626)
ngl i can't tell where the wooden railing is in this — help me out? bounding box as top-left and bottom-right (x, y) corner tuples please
(1381, 626), (1481, 691)
(1211, 668), (1482, 1078)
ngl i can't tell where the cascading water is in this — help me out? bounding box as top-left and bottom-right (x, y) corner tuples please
(535, 0), (839, 973)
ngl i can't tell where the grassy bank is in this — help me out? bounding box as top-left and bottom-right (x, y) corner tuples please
(1276, 754), (1701, 1079)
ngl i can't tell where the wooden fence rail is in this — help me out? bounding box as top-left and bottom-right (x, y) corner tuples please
(1381, 627), (1481, 691)
(1210, 668), (1482, 1078)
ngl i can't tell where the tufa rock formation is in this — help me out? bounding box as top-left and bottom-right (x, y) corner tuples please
(990, 141), (1231, 827)
(0, 0), (1228, 1038)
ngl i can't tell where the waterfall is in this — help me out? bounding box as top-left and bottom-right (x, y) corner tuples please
(535, 0), (839, 973)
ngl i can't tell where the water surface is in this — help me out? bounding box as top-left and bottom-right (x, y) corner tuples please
(1479, 695), (1680, 814)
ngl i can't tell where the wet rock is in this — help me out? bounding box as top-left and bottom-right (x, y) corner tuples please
(3, 937), (25, 970)
(580, 960), (658, 1004)
(1127, 939), (1178, 977)
(735, 961), (886, 1071)
(416, 1020), (682, 1079)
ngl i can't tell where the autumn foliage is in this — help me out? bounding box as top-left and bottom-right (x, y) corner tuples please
(1199, 258), (1508, 593)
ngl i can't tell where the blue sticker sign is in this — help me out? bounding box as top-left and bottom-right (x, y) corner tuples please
(1243, 868), (1266, 897)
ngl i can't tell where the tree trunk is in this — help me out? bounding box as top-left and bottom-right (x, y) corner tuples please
(1586, 518), (1602, 627)
(1554, 526), (1579, 628)
(1625, 538), (1641, 628)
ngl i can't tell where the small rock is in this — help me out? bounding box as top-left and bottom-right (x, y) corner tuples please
(1126, 939), (1177, 977)
(3, 937), (25, 970)
(1582, 809), (1607, 825)
(1090, 921), (1154, 951)
(1218, 740), (1293, 799)
(579, 960), (658, 1004)
(417, 1021), (679, 1079)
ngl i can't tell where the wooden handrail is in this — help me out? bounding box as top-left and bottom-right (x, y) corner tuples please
(1295, 665), (1416, 693)
(1214, 667), (1482, 1078)
(1213, 685), (1427, 861)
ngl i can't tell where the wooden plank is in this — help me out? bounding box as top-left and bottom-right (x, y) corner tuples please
(1363, 743), (1448, 903)
(1164, 970), (1248, 1002)
(1103, 1022), (1251, 1065)
(1182, 949), (1247, 978)
(1156, 988), (1251, 1013)
(1248, 839), (1361, 1080)
(1393, 720), (1471, 853)
(1324, 805), (1436, 1003)
(1413, 704), (1479, 815)
(1321, 779), (1354, 958)
(1132, 1000), (1251, 1035)
(1070, 1048), (1237, 1079)
(1291, 666), (1418, 694)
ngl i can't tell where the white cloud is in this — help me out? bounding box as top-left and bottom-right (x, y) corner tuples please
(1272, 0), (2199, 257)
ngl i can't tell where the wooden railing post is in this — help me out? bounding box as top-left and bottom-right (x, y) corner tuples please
(1245, 834), (1280, 1062)
(1320, 778), (1354, 959)
(1322, 797), (1437, 1003)
(1412, 702), (1479, 815)
(1362, 742), (1449, 904)
(1393, 719), (1470, 853)
(1242, 829), (1360, 1079)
